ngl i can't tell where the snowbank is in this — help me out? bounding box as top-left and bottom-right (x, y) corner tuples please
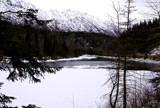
(128, 57), (160, 64)
(149, 45), (160, 56)
(46, 55), (97, 62)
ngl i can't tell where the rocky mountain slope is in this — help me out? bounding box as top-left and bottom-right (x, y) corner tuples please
(0, 0), (113, 35)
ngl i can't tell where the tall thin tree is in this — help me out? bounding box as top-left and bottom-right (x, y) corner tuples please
(122, 1), (136, 107)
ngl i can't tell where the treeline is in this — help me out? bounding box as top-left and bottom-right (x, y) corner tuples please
(0, 17), (159, 59)
(0, 20), (114, 59)
(108, 18), (160, 57)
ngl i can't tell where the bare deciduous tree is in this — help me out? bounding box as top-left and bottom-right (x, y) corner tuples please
(145, 0), (160, 25)
(123, 0), (136, 29)
(145, 0), (160, 18)
(107, 0), (137, 108)
(108, 0), (124, 36)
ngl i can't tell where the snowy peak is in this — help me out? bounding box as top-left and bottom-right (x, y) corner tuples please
(5, 0), (32, 8)
(49, 9), (111, 34)
(1, 0), (35, 11)
(0, 0), (113, 35)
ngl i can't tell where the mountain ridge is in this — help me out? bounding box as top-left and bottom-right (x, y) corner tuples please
(0, 0), (114, 35)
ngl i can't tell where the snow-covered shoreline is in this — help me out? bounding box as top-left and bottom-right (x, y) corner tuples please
(45, 55), (97, 62)
(46, 54), (160, 65)
(128, 57), (160, 64)
(0, 54), (160, 64)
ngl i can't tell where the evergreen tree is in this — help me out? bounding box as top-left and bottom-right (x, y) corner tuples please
(0, 83), (16, 107)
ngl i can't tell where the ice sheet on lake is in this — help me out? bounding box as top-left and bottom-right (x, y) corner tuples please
(0, 69), (155, 108)
(72, 64), (115, 69)
(0, 69), (108, 108)
(46, 55), (97, 62)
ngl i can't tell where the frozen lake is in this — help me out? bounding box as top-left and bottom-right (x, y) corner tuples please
(0, 68), (110, 108)
(0, 56), (154, 108)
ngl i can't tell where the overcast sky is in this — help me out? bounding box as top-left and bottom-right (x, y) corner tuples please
(23, 0), (146, 20)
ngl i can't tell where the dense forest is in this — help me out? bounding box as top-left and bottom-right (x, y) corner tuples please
(122, 18), (160, 54)
(108, 18), (160, 58)
(0, 19), (114, 59)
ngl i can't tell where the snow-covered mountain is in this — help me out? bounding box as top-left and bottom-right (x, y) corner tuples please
(0, 0), (113, 35)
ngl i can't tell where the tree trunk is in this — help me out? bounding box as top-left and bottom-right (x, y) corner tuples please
(159, 15), (160, 26)
(123, 56), (127, 108)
